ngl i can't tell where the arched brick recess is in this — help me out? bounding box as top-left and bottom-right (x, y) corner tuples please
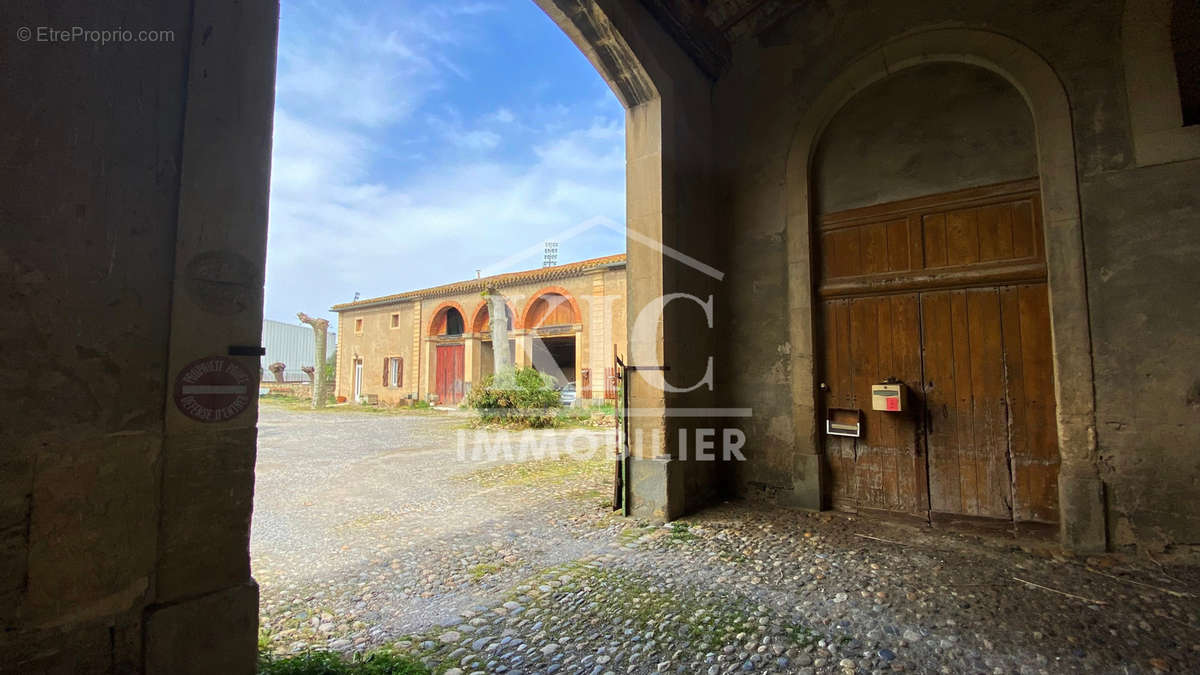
(469, 298), (521, 333)
(426, 301), (467, 336)
(783, 28), (1103, 551)
(520, 286), (583, 329)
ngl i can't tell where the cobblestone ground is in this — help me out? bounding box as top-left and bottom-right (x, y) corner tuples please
(253, 406), (1200, 674)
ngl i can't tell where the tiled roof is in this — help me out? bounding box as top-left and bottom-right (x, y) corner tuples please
(330, 253), (626, 312)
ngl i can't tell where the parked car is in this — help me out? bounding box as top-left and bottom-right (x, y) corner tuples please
(558, 381), (577, 407)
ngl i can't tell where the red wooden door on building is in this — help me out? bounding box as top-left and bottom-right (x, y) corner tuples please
(816, 179), (1060, 524)
(435, 344), (465, 405)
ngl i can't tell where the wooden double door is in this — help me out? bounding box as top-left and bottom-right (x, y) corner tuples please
(817, 179), (1059, 524)
(435, 344), (465, 405)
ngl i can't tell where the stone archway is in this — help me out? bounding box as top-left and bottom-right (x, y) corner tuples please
(469, 298), (520, 333)
(520, 286), (583, 329)
(783, 28), (1104, 552)
(426, 301), (467, 336)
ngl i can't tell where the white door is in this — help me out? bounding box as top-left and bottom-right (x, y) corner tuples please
(353, 360), (363, 402)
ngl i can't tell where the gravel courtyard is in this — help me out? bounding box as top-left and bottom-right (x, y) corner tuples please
(252, 405), (1200, 674)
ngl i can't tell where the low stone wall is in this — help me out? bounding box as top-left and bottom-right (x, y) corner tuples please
(260, 382), (334, 400)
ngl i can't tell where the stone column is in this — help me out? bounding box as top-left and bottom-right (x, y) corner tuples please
(463, 335), (482, 391)
(573, 328), (583, 392)
(424, 339), (437, 404)
(513, 331), (532, 369)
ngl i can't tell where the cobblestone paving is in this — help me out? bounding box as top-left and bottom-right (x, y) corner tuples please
(253, 406), (1200, 674)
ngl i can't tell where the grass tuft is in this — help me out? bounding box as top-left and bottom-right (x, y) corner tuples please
(258, 648), (428, 675)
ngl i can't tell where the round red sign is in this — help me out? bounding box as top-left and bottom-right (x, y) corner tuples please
(173, 356), (253, 422)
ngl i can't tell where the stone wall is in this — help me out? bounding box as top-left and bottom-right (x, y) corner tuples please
(712, 0), (1200, 550)
(0, 1), (277, 672)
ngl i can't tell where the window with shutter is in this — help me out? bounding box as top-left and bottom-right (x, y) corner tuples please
(389, 358), (401, 388)
(382, 357), (389, 386)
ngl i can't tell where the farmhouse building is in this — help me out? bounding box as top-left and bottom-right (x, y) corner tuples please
(331, 254), (627, 405)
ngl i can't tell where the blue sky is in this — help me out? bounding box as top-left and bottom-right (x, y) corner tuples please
(263, 0), (626, 324)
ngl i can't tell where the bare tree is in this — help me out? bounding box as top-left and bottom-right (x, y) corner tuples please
(484, 285), (512, 386)
(297, 312), (330, 409)
(300, 366), (315, 382)
(268, 362), (286, 383)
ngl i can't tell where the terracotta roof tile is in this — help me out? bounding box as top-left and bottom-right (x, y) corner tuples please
(330, 253), (625, 312)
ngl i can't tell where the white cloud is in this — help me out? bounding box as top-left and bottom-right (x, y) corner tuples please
(425, 111), (504, 151)
(263, 1), (626, 323)
(265, 114), (625, 320)
(488, 107), (516, 124)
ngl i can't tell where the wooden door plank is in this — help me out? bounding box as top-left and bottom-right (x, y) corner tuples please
(824, 299), (856, 508)
(875, 297), (901, 509)
(886, 219), (910, 272)
(921, 291), (961, 514)
(850, 298), (882, 507)
(1016, 284), (1059, 521)
(977, 204), (1004, 262)
(923, 213), (948, 268)
(1012, 199), (1036, 259)
(1000, 286), (1033, 520)
(831, 229), (861, 279)
(946, 208), (981, 266)
(893, 294), (928, 513)
(907, 214), (925, 271)
(948, 290), (978, 516)
(996, 203), (1016, 260)
(966, 288), (1012, 518)
(860, 223), (888, 275)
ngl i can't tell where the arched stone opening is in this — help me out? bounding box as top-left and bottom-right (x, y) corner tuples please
(520, 288), (583, 388)
(469, 299), (518, 334)
(427, 302), (467, 337)
(522, 287), (582, 329)
(784, 28), (1103, 552)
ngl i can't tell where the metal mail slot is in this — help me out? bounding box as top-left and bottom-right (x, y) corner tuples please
(825, 407), (862, 438)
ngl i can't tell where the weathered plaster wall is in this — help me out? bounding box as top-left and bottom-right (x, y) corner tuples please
(813, 63), (1037, 213)
(0, 1), (277, 672)
(1081, 159), (1200, 548)
(713, 0), (1200, 549)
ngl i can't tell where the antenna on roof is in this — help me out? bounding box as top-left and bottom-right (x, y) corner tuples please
(543, 241), (559, 268)
(353, 292), (360, 301)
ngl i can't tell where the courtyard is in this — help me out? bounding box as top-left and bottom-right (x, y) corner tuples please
(252, 406), (1200, 674)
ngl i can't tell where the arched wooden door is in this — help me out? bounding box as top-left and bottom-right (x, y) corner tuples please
(817, 179), (1060, 524)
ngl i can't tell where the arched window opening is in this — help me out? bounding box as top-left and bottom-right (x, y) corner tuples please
(443, 308), (464, 336)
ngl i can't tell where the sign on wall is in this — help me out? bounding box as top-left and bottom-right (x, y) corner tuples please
(173, 355), (253, 422)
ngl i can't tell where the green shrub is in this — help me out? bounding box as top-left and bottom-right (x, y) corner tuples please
(258, 648), (428, 675)
(465, 366), (560, 427)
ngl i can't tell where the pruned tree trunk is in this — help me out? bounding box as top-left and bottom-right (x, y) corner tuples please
(268, 362), (286, 383)
(484, 286), (512, 386)
(301, 366), (315, 382)
(297, 312), (330, 409)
